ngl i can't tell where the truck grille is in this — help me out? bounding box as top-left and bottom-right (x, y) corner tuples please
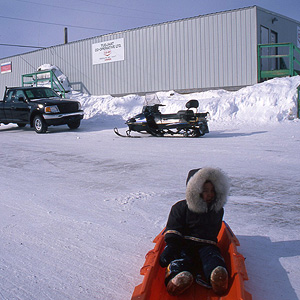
(57, 102), (79, 113)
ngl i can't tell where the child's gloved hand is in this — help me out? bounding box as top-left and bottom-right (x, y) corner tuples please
(159, 244), (180, 268)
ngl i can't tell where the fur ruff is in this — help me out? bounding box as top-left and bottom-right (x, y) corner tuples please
(185, 167), (230, 213)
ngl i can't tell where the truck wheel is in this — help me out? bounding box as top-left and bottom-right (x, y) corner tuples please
(33, 115), (47, 133)
(67, 120), (81, 129)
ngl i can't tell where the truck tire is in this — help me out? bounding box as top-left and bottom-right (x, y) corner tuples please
(67, 120), (81, 129)
(33, 115), (47, 133)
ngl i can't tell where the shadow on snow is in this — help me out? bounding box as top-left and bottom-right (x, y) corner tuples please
(238, 235), (300, 300)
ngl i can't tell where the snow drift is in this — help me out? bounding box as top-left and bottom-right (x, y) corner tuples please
(38, 63), (300, 124)
(69, 76), (300, 125)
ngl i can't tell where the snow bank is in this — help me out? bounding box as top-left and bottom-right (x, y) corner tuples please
(37, 64), (300, 124)
(70, 76), (300, 124)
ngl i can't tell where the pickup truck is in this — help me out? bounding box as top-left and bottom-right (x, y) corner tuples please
(0, 86), (84, 133)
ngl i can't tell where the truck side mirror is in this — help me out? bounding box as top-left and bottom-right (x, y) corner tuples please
(18, 96), (26, 102)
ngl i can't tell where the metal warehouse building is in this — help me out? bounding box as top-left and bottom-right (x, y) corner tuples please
(1, 5), (300, 97)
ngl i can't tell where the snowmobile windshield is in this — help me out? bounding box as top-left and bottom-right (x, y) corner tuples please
(144, 93), (162, 106)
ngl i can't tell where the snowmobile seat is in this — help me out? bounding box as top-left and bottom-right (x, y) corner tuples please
(186, 99), (199, 109)
(174, 99), (199, 120)
(177, 110), (195, 120)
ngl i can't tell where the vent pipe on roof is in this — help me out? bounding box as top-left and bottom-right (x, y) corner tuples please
(64, 27), (68, 44)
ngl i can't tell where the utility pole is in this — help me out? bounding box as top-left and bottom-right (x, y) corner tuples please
(64, 27), (68, 44)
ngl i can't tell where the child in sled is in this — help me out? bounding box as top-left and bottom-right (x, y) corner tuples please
(159, 167), (230, 296)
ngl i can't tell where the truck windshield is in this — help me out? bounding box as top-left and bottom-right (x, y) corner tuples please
(25, 88), (58, 100)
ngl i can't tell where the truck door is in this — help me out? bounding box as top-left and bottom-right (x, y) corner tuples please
(1, 89), (14, 121)
(11, 90), (30, 122)
(0, 99), (5, 120)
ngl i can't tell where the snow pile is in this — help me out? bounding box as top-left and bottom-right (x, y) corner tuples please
(39, 63), (300, 124)
(70, 76), (300, 124)
(72, 92), (144, 122)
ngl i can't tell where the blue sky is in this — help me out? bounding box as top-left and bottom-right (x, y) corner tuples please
(1, 0), (300, 59)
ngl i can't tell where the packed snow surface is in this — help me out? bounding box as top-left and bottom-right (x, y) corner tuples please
(1, 76), (300, 300)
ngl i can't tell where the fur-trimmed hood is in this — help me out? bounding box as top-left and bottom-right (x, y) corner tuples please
(185, 167), (230, 213)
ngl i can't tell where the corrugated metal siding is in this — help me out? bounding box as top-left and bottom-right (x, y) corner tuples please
(1, 6), (259, 96)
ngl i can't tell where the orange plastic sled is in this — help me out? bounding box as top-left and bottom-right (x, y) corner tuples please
(131, 222), (252, 300)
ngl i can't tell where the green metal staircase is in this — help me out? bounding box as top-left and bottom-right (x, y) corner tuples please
(258, 43), (300, 81)
(22, 70), (66, 98)
(258, 43), (300, 118)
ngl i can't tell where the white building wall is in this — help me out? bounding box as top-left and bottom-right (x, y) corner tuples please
(1, 6), (298, 97)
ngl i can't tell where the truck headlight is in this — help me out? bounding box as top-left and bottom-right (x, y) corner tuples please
(45, 105), (60, 113)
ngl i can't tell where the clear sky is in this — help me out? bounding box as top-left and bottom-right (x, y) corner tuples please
(1, 0), (300, 59)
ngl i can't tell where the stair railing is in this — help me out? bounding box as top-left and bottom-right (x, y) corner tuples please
(22, 70), (66, 98)
(258, 43), (300, 82)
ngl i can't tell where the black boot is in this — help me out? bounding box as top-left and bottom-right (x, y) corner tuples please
(165, 258), (194, 296)
(167, 271), (193, 296)
(210, 266), (228, 295)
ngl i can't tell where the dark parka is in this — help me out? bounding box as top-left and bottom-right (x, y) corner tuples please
(164, 167), (230, 249)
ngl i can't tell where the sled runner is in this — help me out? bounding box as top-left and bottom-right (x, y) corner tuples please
(131, 222), (252, 300)
(114, 94), (209, 138)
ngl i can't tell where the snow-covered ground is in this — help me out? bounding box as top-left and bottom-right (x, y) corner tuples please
(0, 76), (300, 300)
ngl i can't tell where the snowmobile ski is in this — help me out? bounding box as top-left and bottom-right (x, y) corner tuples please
(113, 127), (141, 138)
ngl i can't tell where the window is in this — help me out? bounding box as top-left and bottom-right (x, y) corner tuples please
(4, 90), (14, 102)
(15, 90), (26, 101)
(25, 88), (58, 99)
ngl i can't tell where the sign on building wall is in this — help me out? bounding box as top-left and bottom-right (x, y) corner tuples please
(92, 38), (124, 65)
(297, 26), (300, 48)
(1, 61), (12, 74)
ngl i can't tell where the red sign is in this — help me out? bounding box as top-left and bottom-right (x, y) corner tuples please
(1, 62), (12, 74)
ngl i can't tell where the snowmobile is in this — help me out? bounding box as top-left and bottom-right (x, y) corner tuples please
(114, 94), (209, 138)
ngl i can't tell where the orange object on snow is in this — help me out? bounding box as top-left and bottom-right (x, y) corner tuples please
(131, 221), (252, 300)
